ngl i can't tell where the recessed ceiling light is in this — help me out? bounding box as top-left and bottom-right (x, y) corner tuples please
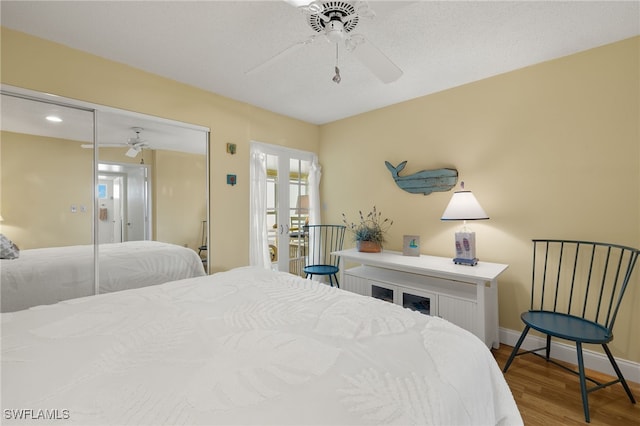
(46, 115), (62, 122)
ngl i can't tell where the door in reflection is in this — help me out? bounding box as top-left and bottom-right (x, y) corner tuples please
(98, 162), (150, 244)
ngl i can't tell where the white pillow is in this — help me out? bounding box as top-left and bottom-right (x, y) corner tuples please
(0, 234), (20, 259)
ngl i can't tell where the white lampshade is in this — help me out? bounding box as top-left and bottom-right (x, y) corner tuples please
(296, 195), (310, 214)
(441, 191), (489, 221)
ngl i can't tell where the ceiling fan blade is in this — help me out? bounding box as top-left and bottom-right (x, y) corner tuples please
(347, 35), (403, 84)
(353, 1), (376, 19)
(295, 0), (330, 22)
(245, 35), (317, 75)
(342, 12), (358, 23)
(81, 142), (124, 148)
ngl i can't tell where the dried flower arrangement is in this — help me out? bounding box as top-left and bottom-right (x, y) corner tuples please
(342, 206), (393, 251)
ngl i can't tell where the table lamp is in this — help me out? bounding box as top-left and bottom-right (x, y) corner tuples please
(296, 194), (310, 226)
(441, 182), (489, 266)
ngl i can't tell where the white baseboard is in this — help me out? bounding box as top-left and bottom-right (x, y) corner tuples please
(499, 327), (640, 385)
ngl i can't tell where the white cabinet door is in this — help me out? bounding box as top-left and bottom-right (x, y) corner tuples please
(343, 272), (370, 296)
(438, 295), (478, 335)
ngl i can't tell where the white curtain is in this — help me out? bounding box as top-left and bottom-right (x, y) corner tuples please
(249, 148), (270, 268)
(308, 156), (321, 226)
(306, 156), (322, 280)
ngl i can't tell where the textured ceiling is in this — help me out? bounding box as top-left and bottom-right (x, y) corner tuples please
(1, 1), (639, 125)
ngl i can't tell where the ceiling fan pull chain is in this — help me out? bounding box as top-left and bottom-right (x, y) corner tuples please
(332, 43), (341, 84)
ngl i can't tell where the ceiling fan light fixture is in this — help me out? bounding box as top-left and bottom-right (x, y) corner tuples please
(125, 146), (140, 158)
(325, 19), (345, 43)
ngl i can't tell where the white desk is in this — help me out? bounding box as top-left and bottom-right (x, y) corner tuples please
(334, 248), (508, 348)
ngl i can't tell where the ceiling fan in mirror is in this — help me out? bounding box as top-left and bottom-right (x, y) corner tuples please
(82, 127), (149, 159)
(246, 0), (403, 84)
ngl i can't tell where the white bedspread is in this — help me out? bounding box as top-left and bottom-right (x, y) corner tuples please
(1, 267), (522, 425)
(1, 241), (205, 312)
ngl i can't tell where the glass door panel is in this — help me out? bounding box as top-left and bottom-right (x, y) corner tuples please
(265, 154), (279, 266)
(288, 157), (310, 277)
(371, 284), (395, 303)
(265, 151), (310, 276)
(403, 292), (433, 315)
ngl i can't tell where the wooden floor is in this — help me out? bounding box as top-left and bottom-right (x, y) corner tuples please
(492, 345), (640, 425)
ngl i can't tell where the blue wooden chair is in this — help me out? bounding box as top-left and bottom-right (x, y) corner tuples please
(303, 225), (346, 288)
(503, 239), (639, 423)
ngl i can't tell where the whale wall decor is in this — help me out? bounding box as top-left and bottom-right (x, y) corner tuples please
(385, 161), (458, 195)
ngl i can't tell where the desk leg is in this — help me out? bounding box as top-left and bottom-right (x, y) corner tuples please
(338, 257), (345, 287)
(487, 279), (500, 349)
(476, 280), (500, 349)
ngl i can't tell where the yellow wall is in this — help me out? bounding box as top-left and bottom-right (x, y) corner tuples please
(1, 27), (320, 271)
(154, 150), (207, 251)
(1, 135), (205, 251)
(0, 131), (93, 248)
(319, 37), (640, 363)
(98, 148), (206, 250)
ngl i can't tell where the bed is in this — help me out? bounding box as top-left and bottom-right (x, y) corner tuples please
(1, 241), (206, 313)
(1, 266), (522, 425)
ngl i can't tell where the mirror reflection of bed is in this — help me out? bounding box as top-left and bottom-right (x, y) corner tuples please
(0, 87), (210, 312)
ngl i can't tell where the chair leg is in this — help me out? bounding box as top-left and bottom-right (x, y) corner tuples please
(602, 344), (636, 404)
(576, 342), (591, 423)
(545, 334), (552, 360)
(333, 274), (340, 288)
(503, 325), (530, 373)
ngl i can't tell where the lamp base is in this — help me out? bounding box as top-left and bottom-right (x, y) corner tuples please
(453, 230), (477, 266)
(453, 257), (478, 266)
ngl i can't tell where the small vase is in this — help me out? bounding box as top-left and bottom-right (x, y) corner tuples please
(357, 240), (382, 253)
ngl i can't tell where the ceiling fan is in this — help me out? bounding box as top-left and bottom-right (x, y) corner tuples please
(82, 127), (149, 158)
(246, 0), (403, 84)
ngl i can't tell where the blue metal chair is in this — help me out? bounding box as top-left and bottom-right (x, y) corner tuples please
(503, 239), (639, 423)
(303, 225), (346, 287)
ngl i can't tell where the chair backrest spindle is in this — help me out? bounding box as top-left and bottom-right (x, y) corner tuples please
(608, 250), (639, 329)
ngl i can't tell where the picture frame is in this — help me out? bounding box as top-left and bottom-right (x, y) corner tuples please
(403, 235), (420, 256)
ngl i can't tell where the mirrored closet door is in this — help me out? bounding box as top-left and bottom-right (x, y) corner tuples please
(0, 91), (96, 311)
(1, 85), (210, 312)
(95, 109), (210, 294)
